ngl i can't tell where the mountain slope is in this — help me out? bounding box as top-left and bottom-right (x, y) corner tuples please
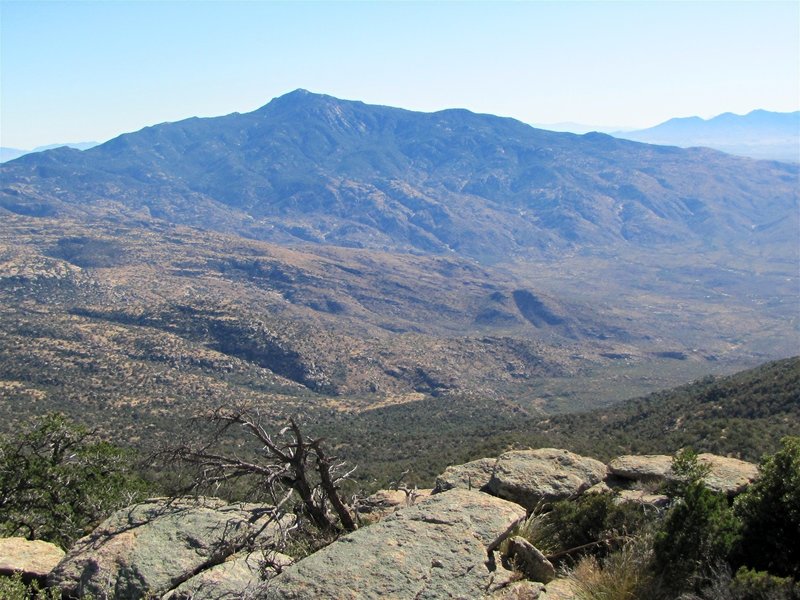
(616, 110), (800, 162)
(305, 356), (800, 485)
(2, 90), (797, 263)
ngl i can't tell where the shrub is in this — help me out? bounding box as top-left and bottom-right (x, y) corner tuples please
(733, 436), (800, 578)
(0, 413), (149, 548)
(731, 567), (799, 599)
(654, 451), (741, 594)
(0, 573), (61, 600)
(518, 493), (648, 563)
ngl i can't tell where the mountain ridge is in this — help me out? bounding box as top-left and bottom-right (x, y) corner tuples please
(2, 90), (797, 264)
(615, 109), (800, 162)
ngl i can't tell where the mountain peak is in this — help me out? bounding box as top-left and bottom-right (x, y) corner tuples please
(259, 88), (340, 111)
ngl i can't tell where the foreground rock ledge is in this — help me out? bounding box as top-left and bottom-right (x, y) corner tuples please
(261, 489), (526, 599)
(49, 497), (291, 600)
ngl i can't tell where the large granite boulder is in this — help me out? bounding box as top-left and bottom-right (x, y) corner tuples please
(697, 454), (759, 495)
(49, 497), (292, 600)
(486, 449), (607, 510)
(0, 537), (65, 584)
(608, 453), (758, 495)
(433, 457), (497, 493)
(261, 489), (527, 599)
(607, 455), (673, 481)
(163, 551), (292, 600)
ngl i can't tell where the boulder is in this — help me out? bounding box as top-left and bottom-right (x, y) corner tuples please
(608, 453), (758, 495)
(433, 457), (497, 493)
(49, 497), (292, 600)
(585, 482), (612, 495)
(163, 551), (292, 600)
(608, 455), (673, 481)
(697, 453), (759, 495)
(262, 489), (527, 599)
(486, 449), (607, 510)
(0, 537), (65, 583)
(504, 536), (555, 583)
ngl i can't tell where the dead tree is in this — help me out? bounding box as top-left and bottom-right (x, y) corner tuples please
(167, 406), (357, 533)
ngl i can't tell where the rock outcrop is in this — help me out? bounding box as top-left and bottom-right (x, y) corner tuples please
(49, 497), (292, 600)
(609, 453), (758, 495)
(608, 454), (673, 481)
(163, 551), (292, 600)
(261, 489), (526, 599)
(433, 457), (497, 493)
(486, 449), (607, 510)
(357, 488), (432, 522)
(0, 537), (65, 584)
(696, 453), (759, 495)
(35, 448), (763, 600)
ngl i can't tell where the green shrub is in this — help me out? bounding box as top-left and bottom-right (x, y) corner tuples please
(0, 573), (61, 600)
(734, 436), (800, 578)
(731, 567), (799, 599)
(0, 413), (149, 549)
(654, 451), (741, 594)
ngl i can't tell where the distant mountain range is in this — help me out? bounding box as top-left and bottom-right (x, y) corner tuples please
(0, 141), (99, 163)
(614, 110), (799, 162)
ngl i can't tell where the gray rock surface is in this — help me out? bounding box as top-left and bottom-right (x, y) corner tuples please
(357, 488), (433, 522)
(262, 489), (526, 599)
(607, 455), (673, 481)
(608, 453), (759, 495)
(697, 453), (759, 495)
(163, 551), (292, 600)
(433, 457), (497, 493)
(489, 580), (546, 599)
(486, 449), (607, 510)
(505, 536), (555, 583)
(0, 537), (65, 581)
(49, 497), (291, 600)
(539, 578), (578, 600)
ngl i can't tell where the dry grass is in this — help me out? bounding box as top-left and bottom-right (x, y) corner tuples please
(568, 534), (656, 600)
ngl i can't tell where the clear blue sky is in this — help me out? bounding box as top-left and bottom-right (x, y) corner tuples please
(1, 1), (798, 149)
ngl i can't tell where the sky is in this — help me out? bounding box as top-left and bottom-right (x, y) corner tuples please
(1, 1), (798, 149)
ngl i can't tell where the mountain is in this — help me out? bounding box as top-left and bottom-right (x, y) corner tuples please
(615, 110), (800, 162)
(2, 91), (798, 263)
(0, 91), (797, 453)
(0, 141), (99, 163)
